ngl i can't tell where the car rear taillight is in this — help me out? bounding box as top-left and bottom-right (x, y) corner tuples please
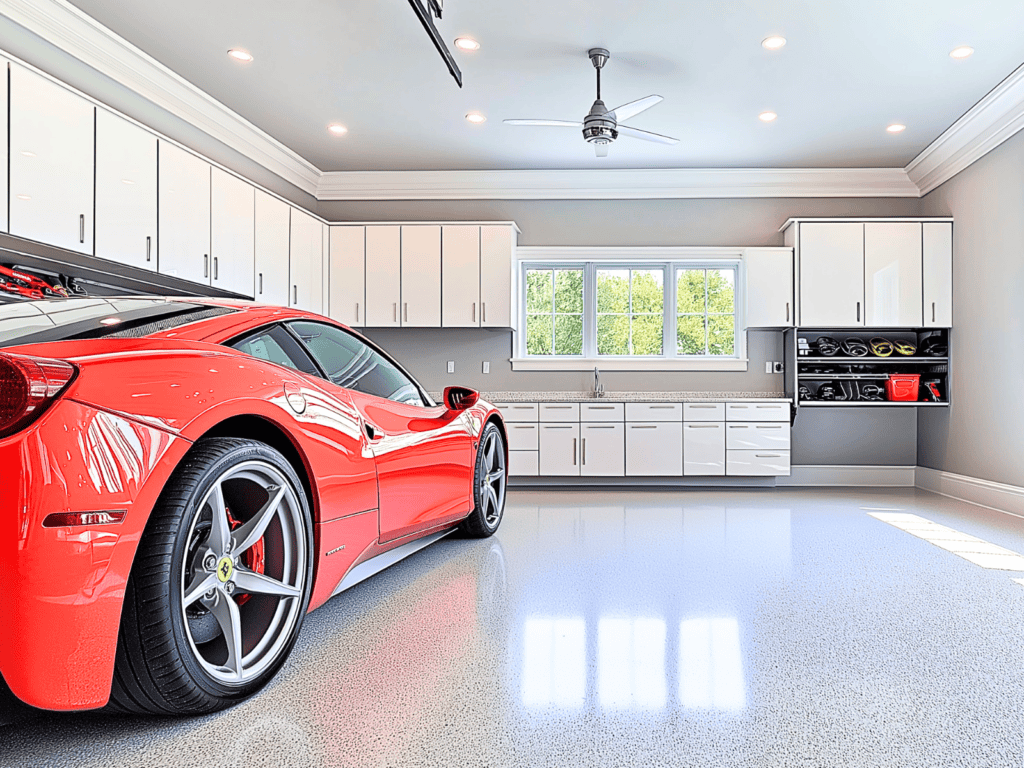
(0, 353), (76, 439)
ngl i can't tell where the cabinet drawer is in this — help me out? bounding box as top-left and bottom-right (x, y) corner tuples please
(539, 403), (580, 422)
(683, 403), (725, 421)
(625, 403), (683, 422)
(683, 422), (725, 476)
(626, 422), (683, 476)
(725, 402), (789, 422)
(726, 423), (791, 451)
(509, 450), (539, 477)
(507, 423), (539, 451)
(495, 403), (538, 422)
(726, 450), (791, 477)
(581, 402), (624, 421)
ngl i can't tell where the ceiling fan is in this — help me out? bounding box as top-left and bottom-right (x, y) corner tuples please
(504, 48), (679, 157)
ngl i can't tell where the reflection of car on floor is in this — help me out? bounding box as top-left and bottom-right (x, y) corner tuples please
(0, 298), (508, 715)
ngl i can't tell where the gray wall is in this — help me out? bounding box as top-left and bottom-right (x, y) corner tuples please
(918, 128), (1024, 486)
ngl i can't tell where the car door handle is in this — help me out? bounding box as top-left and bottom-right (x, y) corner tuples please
(364, 422), (383, 441)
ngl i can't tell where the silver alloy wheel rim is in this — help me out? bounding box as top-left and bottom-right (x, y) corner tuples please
(180, 460), (306, 687)
(479, 431), (506, 528)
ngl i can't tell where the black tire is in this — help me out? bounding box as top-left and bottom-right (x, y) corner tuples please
(110, 438), (314, 715)
(459, 423), (507, 538)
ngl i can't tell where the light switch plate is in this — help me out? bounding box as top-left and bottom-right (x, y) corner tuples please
(482, 361), (490, 374)
(765, 362), (773, 374)
(447, 361), (455, 374)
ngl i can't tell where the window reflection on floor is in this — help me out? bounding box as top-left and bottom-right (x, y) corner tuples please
(521, 617), (586, 708)
(597, 617), (666, 709)
(679, 617), (745, 710)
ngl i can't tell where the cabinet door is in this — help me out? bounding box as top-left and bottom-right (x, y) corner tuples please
(581, 423), (625, 477)
(254, 190), (290, 305)
(745, 248), (793, 327)
(442, 225), (480, 327)
(683, 423), (725, 476)
(481, 225), (514, 327)
(289, 208), (323, 312)
(211, 168), (255, 296)
(864, 222), (922, 327)
(0, 58), (7, 232)
(9, 66), (95, 254)
(923, 222), (953, 327)
(798, 222), (864, 326)
(95, 110), (157, 270)
(365, 226), (402, 327)
(401, 225), (441, 327)
(329, 226), (366, 326)
(626, 422), (683, 476)
(539, 423), (580, 476)
(158, 142), (211, 284)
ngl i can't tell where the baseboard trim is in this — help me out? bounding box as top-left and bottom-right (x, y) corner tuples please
(777, 465), (917, 487)
(915, 467), (1024, 520)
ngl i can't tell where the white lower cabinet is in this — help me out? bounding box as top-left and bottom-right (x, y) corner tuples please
(539, 423), (580, 476)
(727, 451), (791, 477)
(581, 423), (625, 477)
(507, 423), (539, 450)
(683, 423), (725, 476)
(726, 423), (791, 451)
(509, 451), (539, 477)
(626, 422), (683, 476)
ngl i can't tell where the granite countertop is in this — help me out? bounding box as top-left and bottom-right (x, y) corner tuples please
(431, 391), (791, 403)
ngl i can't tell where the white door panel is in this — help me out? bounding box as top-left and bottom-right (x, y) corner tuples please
(442, 225), (480, 327)
(480, 225), (514, 327)
(158, 142), (210, 284)
(539, 424), (580, 476)
(798, 222), (864, 326)
(923, 222), (953, 328)
(254, 190), (290, 305)
(626, 422), (682, 476)
(864, 223), (922, 327)
(329, 226), (366, 326)
(683, 423), (725, 476)
(581, 423), (625, 477)
(365, 226), (402, 327)
(211, 168), (255, 296)
(745, 248), (793, 327)
(289, 208), (323, 312)
(401, 226), (441, 327)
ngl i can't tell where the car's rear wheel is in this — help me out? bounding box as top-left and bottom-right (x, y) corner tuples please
(111, 437), (313, 714)
(459, 423), (507, 538)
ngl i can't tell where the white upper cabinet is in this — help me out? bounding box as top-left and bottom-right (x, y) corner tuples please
(0, 59), (9, 233)
(442, 225), (480, 327)
(289, 208), (323, 313)
(254, 190), (290, 305)
(95, 110), (157, 271)
(329, 226), (366, 327)
(9, 66), (95, 254)
(365, 226), (402, 327)
(401, 226), (441, 327)
(744, 248), (794, 327)
(480, 225), (515, 327)
(210, 168), (255, 296)
(864, 222), (922, 327)
(796, 222), (864, 327)
(158, 141), (211, 284)
(923, 222), (953, 327)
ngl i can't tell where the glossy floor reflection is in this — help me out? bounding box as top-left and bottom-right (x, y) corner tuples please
(5, 488), (1024, 767)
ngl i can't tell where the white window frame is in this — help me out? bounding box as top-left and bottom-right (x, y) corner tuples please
(513, 247), (747, 372)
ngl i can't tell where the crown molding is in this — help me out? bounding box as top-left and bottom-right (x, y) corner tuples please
(316, 167), (920, 201)
(906, 61), (1024, 196)
(1, 0), (321, 196)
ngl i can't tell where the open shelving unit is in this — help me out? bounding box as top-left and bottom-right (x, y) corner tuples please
(786, 328), (950, 408)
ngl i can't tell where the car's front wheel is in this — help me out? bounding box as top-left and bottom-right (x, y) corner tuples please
(460, 423), (507, 538)
(111, 437), (313, 714)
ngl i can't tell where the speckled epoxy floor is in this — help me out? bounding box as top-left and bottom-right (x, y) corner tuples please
(4, 488), (1024, 767)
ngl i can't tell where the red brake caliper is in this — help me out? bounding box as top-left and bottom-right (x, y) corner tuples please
(226, 506), (265, 606)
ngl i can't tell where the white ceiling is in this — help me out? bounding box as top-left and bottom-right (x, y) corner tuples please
(66, 0), (1024, 173)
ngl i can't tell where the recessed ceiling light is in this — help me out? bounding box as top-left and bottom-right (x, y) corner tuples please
(466, 112), (487, 124)
(950, 46), (974, 59)
(328, 124), (348, 136)
(454, 37), (480, 52)
(759, 111), (778, 122)
(227, 49), (253, 63)
(762, 36), (787, 50)
(887, 123), (906, 133)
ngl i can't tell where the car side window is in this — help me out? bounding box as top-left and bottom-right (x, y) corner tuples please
(229, 325), (320, 376)
(288, 320), (426, 407)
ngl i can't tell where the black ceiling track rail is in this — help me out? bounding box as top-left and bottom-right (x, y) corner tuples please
(407, 0), (463, 87)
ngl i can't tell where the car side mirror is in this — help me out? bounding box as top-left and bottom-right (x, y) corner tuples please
(443, 386), (479, 411)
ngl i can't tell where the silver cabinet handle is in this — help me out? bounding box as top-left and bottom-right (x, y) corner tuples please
(689, 405), (717, 409)
(293, 285), (298, 304)
(649, 405), (677, 409)
(582, 438), (586, 465)
(393, 303), (398, 322)
(729, 425), (749, 429)
(259, 272), (263, 294)
(542, 425), (574, 429)
(573, 438), (577, 466)
(482, 302), (487, 323)
(756, 454), (782, 458)
(404, 303), (408, 322)
(585, 425), (617, 429)
(786, 302), (790, 323)
(146, 236), (151, 262)
(856, 301), (861, 322)
(587, 406), (616, 410)
(630, 425), (658, 429)
(932, 302), (936, 323)
(472, 302), (476, 323)
(204, 254), (209, 278)
(79, 214), (84, 244)
(730, 405), (749, 409)
(512, 406), (535, 410)
(546, 406), (573, 410)
(756, 425), (783, 429)
(756, 405), (779, 409)
(213, 256), (218, 280)
(687, 424), (719, 429)
(355, 303), (360, 322)
(513, 425), (535, 430)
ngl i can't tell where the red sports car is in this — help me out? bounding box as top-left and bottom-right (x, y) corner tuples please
(0, 297), (507, 715)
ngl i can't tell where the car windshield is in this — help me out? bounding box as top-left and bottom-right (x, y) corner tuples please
(0, 298), (236, 348)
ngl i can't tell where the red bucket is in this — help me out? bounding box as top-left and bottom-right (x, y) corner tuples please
(885, 373), (920, 402)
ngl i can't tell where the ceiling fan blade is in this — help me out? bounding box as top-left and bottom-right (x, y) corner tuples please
(616, 125), (679, 145)
(607, 95), (663, 123)
(503, 119), (582, 127)
(595, 143), (609, 158)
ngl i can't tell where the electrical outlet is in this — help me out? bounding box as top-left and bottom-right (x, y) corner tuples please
(447, 361), (455, 374)
(773, 361), (785, 374)
(765, 361), (773, 374)
(482, 361), (490, 374)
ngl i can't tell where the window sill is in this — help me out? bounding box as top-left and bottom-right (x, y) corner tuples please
(510, 358), (749, 372)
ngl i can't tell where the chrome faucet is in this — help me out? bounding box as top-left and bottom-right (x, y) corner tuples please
(593, 366), (605, 398)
